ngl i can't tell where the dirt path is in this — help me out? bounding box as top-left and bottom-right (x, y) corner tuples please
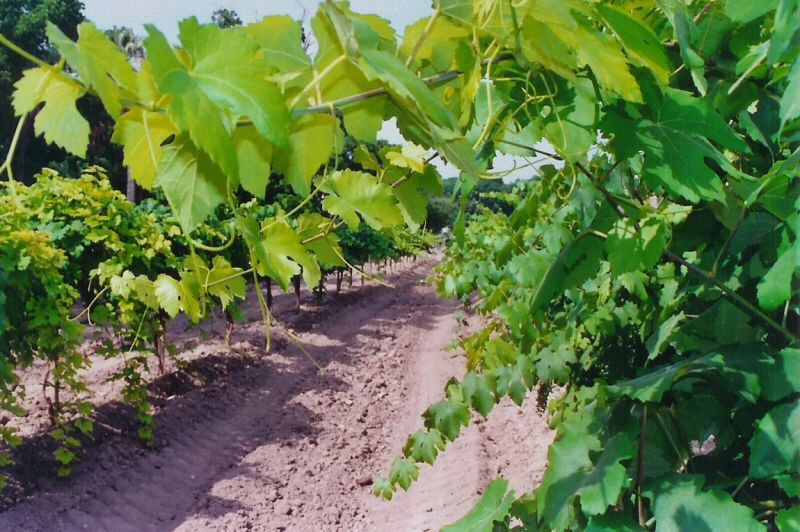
(0, 258), (552, 531)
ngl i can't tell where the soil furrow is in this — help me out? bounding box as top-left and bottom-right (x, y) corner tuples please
(0, 258), (553, 531)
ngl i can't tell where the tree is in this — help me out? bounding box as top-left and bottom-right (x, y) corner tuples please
(211, 8), (242, 29)
(0, 0), (84, 181)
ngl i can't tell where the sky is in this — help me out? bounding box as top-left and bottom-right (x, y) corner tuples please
(82, 1), (541, 181)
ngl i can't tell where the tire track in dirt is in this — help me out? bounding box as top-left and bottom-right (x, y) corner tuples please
(0, 258), (553, 531)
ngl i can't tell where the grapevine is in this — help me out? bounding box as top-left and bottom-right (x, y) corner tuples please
(0, 0), (797, 529)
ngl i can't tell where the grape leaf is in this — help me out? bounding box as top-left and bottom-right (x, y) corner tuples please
(660, 0), (707, 95)
(373, 477), (395, 500)
(779, 57), (800, 131)
(311, 8), (386, 142)
(390, 166), (443, 229)
(233, 126), (272, 198)
(245, 16), (312, 74)
(597, 4), (671, 85)
(274, 114), (344, 197)
(646, 312), (686, 360)
(321, 170), (404, 230)
(296, 213), (346, 268)
(605, 218), (667, 275)
(112, 109), (178, 189)
(605, 89), (746, 202)
(779, 475), (800, 497)
(46, 22), (136, 119)
(442, 479), (515, 532)
(757, 242), (797, 310)
(403, 429), (446, 465)
(726, 0), (778, 23)
(749, 400), (800, 479)
(424, 397), (470, 441)
(144, 19), (290, 179)
(259, 220), (321, 291)
(586, 512), (645, 531)
(387, 144), (428, 173)
(461, 372), (496, 417)
(388, 457), (419, 490)
(777, 507), (800, 532)
(12, 67), (89, 157)
(606, 352), (714, 402)
(537, 426), (634, 528)
(206, 256), (246, 309)
(645, 474), (765, 531)
(155, 136), (227, 233)
(153, 274), (182, 317)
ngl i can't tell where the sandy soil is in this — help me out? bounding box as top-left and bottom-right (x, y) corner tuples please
(0, 257), (553, 531)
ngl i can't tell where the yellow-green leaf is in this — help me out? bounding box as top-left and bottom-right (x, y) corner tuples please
(112, 109), (178, 189)
(12, 67), (90, 157)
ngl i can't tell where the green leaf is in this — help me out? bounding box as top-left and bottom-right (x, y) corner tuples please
(757, 242), (797, 311)
(388, 457), (419, 490)
(233, 126), (272, 198)
(537, 425), (635, 529)
(646, 313), (686, 360)
(153, 274), (182, 317)
(461, 372), (496, 417)
(144, 20), (290, 178)
(645, 475), (765, 531)
(206, 256), (246, 309)
(779, 475), (800, 497)
(597, 5), (671, 85)
(605, 218), (667, 276)
(311, 7), (386, 142)
(373, 477), (395, 500)
(749, 400), (800, 479)
(296, 213), (346, 268)
(319, 59), (385, 143)
(543, 78), (597, 162)
(354, 145), (380, 171)
(586, 512), (645, 531)
(155, 136), (227, 233)
(259, 220), (321, 291)
(660, 0), (707, 95)
(606, 89), (746, 202)
(569, 25), (642, 103)
(53, 448), (75, 465)
(442, 479), (515, 532)
(493, 359), (534, 406)
(361, 46), (456, 127)
(606, 352), (714, 402)
(579, 433), (636, 515)
(112, 109), (178, 189)
(47, 22), (136, 119)
(777, 507), (800, 532)
(424, 396), (470, 441)
(387, 143), (428, 173)
(726, 0), (778, 23)
(12, 67), (89, 157)
(321, 170), (404, 230)
(779, 56), (800, 131)
(245, 16), (312, 74)
(403, 428), (446, 465)
(401, 15), (469, 70)
(767, 0), (800, 64)
(130, 275), (159, 310)
(391, 166), (443, 230)
(274, 114), (344, 197)
(535, 343), (577, 383)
